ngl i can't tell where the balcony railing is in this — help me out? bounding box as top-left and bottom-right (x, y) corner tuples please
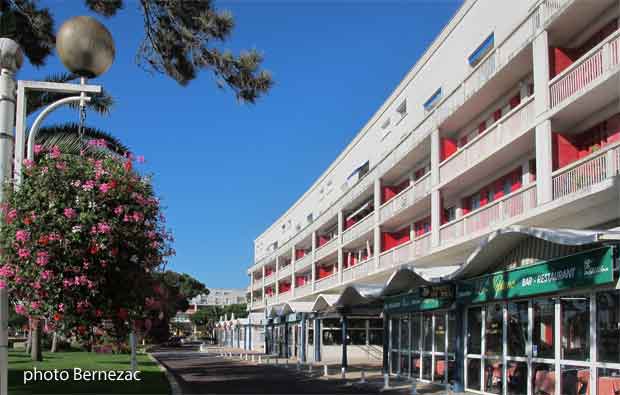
(342, 213), (375, 245)
(552, 143), (620, 200)
(342, 258), (372, 283)
(377, 241), (413, 271)
(252, 281), (262, 291)
(263, 273), (275, 285)
(380, 173), (432, 223)
(315, 237), (338, 261)
(278, 264), (292, 279)
(413, 233), (432, 258)
(277, 290), (291, 303)
(252, 299), (264, 309)
(439, 98), (535, 185)
(550, 29), (620, 109)
(294, 254), (312, 271)
(315, 273), (339, 292)
(265, 295), (276, 306)
(440, 183), (537, 244)
(295, 283), (312, 298)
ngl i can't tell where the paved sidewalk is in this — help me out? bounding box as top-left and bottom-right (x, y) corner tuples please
(151, 345), (467, 395)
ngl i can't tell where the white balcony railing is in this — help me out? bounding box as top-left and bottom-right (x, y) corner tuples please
(252, 299), (264, 309)
(439, 98), (535, 185)
(440, 184), (537, 244)
(295, 283), (312, 298)
(552, 143), (620, 200)
(342, 213), (375, 245)
(550, 29), (620, 108)
(380, 173), (432, 223)
(277, 291), (291, 303)
(278, 265), (292, 279)
(263, 273), (275, 285)
(315, 273), (339, 292)
(265, 295), (276, 306)
(342, 258), (372, 283)
(294, 254), (312, 271)
(252, 281), (262, 291)
(413, 233), (432, 258)
(315, 237), (338, 261)
(377, 241), (413, 271)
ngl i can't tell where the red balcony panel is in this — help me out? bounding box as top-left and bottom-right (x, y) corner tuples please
(278, 282), (291, 293)
(317, 264), (335, 279)
(440, 138), (458, 162)
(345, 217), (357, 229)
(381, 228), (411, 252)
(381, 179), (411, 204)
(264, 267), (275, 277)
(414, 217), (431, 237)
(317, 235), (331, 247)
(295, 249), (307, 260)
(549, 47), (578, 78)
(295, 275), (308, 287)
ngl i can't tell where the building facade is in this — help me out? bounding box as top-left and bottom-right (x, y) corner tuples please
(239, 0), (620, 393)
(191, 288), (247, 308)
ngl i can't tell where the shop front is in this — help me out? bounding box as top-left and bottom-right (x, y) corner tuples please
(458, 246), (619, 395)
(264, 312), (308, 359)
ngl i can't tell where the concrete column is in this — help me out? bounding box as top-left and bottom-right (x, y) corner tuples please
(337, 210), (344, 283)
(249, 273), (254, 309)
(341, 316), (348, 370)
(275, 256), (280, 300)
(291, 247), (296, 296)
(311, 231), (317, 291)
(453, 304), (466, 392)
(533, 30), (550, 117)
(314, 319), (321, 362)
(382, 315), (389, 374)
(535, 120), (553, 204)
(431, 189), (441, 247)
(430, 128), (440, 187)
(522, 159), (531, 186)
(261, 266), (266, 302)
(300, 314), (307, 363)
(373, 178), (382, 265)
(284, 322), (289, 358)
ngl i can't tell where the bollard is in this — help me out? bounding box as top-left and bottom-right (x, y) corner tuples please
(323, 364), (328, 376)
(308, 364), (313, 374)
(358, 369), (367, 384)
(341, 367), (346, 379)
(251, 355), (255, 362)
(258, 355), (262, 364)
(411, 377), (417, 395)
(382, 373), (390, 390)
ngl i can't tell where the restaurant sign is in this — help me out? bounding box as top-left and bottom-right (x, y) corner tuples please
(457, 247), (615, 304)
(384, 285), (454, 313)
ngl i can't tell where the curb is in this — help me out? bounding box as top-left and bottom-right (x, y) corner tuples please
(148, 353), (183, 395)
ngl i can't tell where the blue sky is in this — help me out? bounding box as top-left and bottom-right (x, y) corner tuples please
(22, 1), (462, 289)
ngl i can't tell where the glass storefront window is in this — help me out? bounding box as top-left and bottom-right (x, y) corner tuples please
(401, 317), (409, 350)
(468, 307), (482, 355)
(597, 291), (620, 363)
(435, 356), (447, 383)
(507, 301), (528, 357)
(467, 358), (481, 390)
(448, 313), (456, 353)
(597, 368), (620, 395)
(435, 314), (446, 353)
(391, 352), (399, 375)
(322, 329), (341, 346)
(369, 329), (383, 346)
(348, 329), (366, 345)
(485, 304), (503, 356)
(391, 318), (399, 350)
(400, 353), (409, 376)
(506, 361), (527, 395)
(560, 364), (590, 395)
(423, 314), (433, 352)
(561, 295), (590, 361)
(533, 298), (555, 359)
(411, 314), (421, 351)
(308, 329), (313, 345)
(484, 360), (502, 394)
(410, 352), (420, 377)
(532, 363), (555, 395)
(422, 355), (432, 380)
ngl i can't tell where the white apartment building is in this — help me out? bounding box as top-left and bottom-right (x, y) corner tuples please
(238, 1), (620, 392)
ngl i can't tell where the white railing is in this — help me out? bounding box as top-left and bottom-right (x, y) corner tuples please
(377, 241), (413, 270)
(252, 281), (262, 291)
(439, 98), (534, 184)
(552, 143), (620, 199)
(294, 254), (312, 271)
(315, 273), (339, 292)
(263, 273), (275, 285)
(295, 283), (312, 298)
(413, 233), (432, 258)
(550, 29), (620, 108)
(278, 265), (292, 279)
(440, 184), (537, 244)
(342, 213), (375, 245)
(265, 295), (276, 306)
(252, 299), (265, 309)
(315, 237), (338, 261)
(464, 51), (497, 99)
(342, 258), (372, 283)
(277, 291), (291, 303)
(380, 173), (432, 223)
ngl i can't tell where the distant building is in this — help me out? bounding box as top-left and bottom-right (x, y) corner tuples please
(190, 288), (247, 308)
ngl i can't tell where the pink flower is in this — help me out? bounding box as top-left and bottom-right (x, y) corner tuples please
(55, 161), (66, 170)
(0, 265), (14, 278)
(34, 144), (43, 154)
(64, 208), (77, 219)
(99, 183), (111, 193)
(50, 145), (61, 159)
(0, 280), (6, 289)
(58, 303), (64, 312)
(33, 281), (41, 289)
(114, 206), (124, 215)
(97, 222), (111, 234)
(23, 159), (34, 168)
(41, 270), (53, 281)
(15, 229), (29, 243)
(82, 180), (96, 191)
(14, 304), (26, 315)
(6, 209), (17, 223)
(36, 251), (49, 266)
(17, 248), (30, 259)
(30, 301), (41, 310)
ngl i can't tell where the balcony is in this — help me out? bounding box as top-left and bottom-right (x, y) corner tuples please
(412, 233), (432, 258)
(278, 264), (292, 279)
(315, 272), (339, 292)
(252, 299), (264, 309)
(342, 257), (372, 283)
(552, 142), (620, 200)
(265, 295), (276, 306)
(295, 283), (312, 298)
(252, 281), (262, 291)
(439, 97), (535, 185)
(277, 290), (291, 303)
(263, 273), (275, 285)
(377, 241), (413, 271)
(342, 213), (375, 245)
(380, 173), (431, 223)
(549, 28), (620, 110)
(439, 183), (538, 245)
(315, 237), (338, 261)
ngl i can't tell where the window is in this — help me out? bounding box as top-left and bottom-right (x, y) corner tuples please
(471, 193), (481, 211)
(507, 301), (528, 357)
(397, 99), (407, 117)
(435, 314), (446, 353)
(485, 304), (503, 356)
(306, 213), (313, 224)
(597, 291), (620, 363)
(561, 295), (589, 361)
(444, 206), (457, 222)
(469, 33), (494, 67)
(424, 88), (442, 112)
(468, 307), (482, 354)
(533, 298), (555, 359)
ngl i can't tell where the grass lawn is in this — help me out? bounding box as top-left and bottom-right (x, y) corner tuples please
(9, 350), (170, 394)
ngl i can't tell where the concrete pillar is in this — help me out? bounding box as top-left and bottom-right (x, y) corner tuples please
(535, 120), (553, 205)
(431, 189), (441, 247)
(533, 30), (550, 117)
(373, 178), (382, 266)
(337, 210), (344, 283)
(311, 231), (317, 291)
(275, 256), (280, 300)
(453, 304), (466, 392)
(300, 314), (307, 363)
(314, 319), (321, 362)
(382, 315), (389, 374)
(284, 322), (289, 358)
(291, 247), (296, 296)
(430, 128), (440, 187)
(341, 316), (348, 370)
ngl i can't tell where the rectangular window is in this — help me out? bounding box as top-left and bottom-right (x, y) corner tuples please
(468, 33), (495, 66)
(507, 301), (528, 357)
(400, 318), (409, 350)
(424, 88), (442, 112)
(533, 298), (555, 359)
(444, 206), (456, 222)
(561, 295), (589, 361)
(471, 194), (481, 210)
(435, 314), (446, 353)
(597, 291), (620, 363)
(397, 100), (407, 117)
(468, 307), (482, 355)
(411, 315), (420, 352)
(485, 304), (503, 356)
(422, 314), (433, 352)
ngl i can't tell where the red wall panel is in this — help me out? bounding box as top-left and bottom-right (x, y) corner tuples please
(295, 249), (306, 260)
(381, 227), (411, 252)
(440, 138), (458, 161)
(552, 132), (579, 170)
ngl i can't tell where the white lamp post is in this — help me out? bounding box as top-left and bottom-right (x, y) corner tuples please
(0, 16), (114, 395)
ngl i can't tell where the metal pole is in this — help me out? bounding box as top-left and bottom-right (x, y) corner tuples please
(130, 332), (137, 372)
(0, 40), (20, 395)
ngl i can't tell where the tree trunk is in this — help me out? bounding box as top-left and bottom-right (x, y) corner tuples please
(31, 318), (42, 361)
(50, 332), (58, 353)
(25, 325), (31, 354)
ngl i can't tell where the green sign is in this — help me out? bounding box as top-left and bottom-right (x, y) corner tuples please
(457, 247), (615, 303)
(384, 285), (454, 313)
(286, 313), (300, 323)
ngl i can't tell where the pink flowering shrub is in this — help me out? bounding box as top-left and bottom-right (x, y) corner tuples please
(0, 147), (174, 338)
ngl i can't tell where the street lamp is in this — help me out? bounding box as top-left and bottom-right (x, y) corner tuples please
(0, 16), (114, 395)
